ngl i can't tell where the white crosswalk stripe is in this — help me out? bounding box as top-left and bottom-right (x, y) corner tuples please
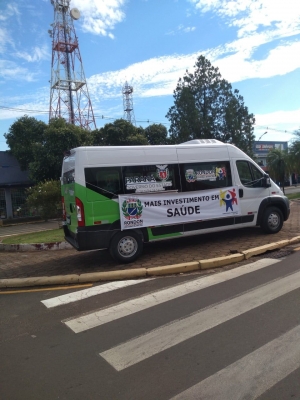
(63, 258), (280, 333)
(41, 278), (152, 308)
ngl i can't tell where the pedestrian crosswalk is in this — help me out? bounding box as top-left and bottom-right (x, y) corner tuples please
(171, 324), (300, 400)
(41, 257), (300, 399)
(101, 269), (300, 371)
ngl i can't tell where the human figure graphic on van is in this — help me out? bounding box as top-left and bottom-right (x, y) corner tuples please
(222, 192), (234, 212)
(216, 167), (226, 180)
(228, 188), (238, 205)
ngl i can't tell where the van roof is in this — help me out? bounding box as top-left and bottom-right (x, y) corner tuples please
(69, 139), (227, 154)
(181, 139), (223, 145)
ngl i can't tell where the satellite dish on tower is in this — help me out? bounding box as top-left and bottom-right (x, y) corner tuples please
(70, 8), (80, 20)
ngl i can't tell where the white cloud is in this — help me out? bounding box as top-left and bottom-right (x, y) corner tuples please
(214, 40), (300, 82)
(183, 26), (196, 33)
(0, 60), (37, 82)
(87, 52), (205, 99)
(13, 45), (50, 63)
(87, 33), (300, 101)
(254, 108), (300, 141)
(83, 0), (300, 100)
(166, 24), (196, 35)
(189, 0), (300, 39)
(72, 0), (126, 37)
(0, 86), (49, 120)
(0, 27), (14, 54)
(0, 3), (20, 21)
(256, 109), (300, 126)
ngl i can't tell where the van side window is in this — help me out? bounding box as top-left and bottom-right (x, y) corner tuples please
(123, 164), (179, 194)
(63, 169), (75, 184)
(236, 161), (264, 188)
(85, 167), (122, 199)
(180, 161), (232, 192)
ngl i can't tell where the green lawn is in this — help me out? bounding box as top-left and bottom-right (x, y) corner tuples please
(286, 192), (300, 200)
(2, 229), (65, 244)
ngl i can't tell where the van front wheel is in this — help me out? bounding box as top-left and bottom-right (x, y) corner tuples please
(261, 207), (283, 234)
(109, 231), (143, 263)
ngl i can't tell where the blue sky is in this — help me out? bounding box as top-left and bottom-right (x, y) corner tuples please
(0, 0), (299, 152)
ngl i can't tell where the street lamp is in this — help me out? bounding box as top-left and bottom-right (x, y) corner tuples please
(258, 131), (267, 141)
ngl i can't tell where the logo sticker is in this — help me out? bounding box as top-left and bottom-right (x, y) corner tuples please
(185, 169), (197, 183)
(216, 167), (226, 180)
(156, 165), (169, 181)
(219, 188), (238, 212)
(121, 198), (144, 228)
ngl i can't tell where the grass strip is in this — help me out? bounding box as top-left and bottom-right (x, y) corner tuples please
(286, 192), (300, 200)
(2, 229), (64, 244)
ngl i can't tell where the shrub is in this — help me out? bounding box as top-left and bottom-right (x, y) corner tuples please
(26, 180), (61, 221)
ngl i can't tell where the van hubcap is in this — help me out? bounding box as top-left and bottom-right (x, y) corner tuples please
(118, 236), (137, 257)
(268, 212), (280, 229)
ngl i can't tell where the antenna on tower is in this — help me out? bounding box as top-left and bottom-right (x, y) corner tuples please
(122, 81), (136, 126)
(49, 0), (96, 130)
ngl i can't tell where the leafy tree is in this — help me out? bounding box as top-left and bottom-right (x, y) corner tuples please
(144, 123), (170, 145)
(26, 180), (61, 221)
(293, 128), (300, 140)
(92, 119), (148, 146)
(5, 116), (93, 182)
(166, 55), (255, 155)
(266, 148), (290, 194)
(4, 115), (47, 170)
(29, 118), (93, 182)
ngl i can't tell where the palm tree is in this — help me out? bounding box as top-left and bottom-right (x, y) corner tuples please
(289, 140), (300, 183)
(266, 148), (290, 194)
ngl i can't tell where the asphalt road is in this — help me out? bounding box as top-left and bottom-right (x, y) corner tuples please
(1, 250), (300, 399)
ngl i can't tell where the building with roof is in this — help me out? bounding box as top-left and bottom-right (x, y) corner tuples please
(0, 151), (33, 220)
(252, 140), (300, 186)
(252, 140), (288, 172)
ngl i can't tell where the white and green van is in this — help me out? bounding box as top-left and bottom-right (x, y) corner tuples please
(61, 139), (290, 263)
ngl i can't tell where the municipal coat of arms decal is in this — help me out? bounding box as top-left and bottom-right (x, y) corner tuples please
(122, 198), (143, 220)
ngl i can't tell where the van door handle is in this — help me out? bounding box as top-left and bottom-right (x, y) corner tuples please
(239, 189), (243, 198)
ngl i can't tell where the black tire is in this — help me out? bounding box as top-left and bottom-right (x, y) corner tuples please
(109, 231), (143, 263)
(261, 207), (283, 234)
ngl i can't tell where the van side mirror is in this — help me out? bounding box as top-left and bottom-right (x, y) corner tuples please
(262, 174), (271, 188)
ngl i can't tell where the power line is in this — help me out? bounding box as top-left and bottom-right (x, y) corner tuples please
(254, 125), (295, 135)
(0, 105), (170, 127)
(0, 105), (297, 134)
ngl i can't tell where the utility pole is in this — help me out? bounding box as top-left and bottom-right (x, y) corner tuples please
(122, 81), (136, 125)
(48, 0), (96, 130)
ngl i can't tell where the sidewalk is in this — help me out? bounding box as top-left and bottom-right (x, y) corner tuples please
(0, 201), (300, 280)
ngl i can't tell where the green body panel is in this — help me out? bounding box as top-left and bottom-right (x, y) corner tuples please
(62, 182), (120, 232)
(62, 182), (183, 241)
(61, 182), (76, 233)
(146, 229), (182, 240)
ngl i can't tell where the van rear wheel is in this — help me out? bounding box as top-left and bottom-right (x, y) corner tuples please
(261, 207), (283, 234)
(109, 231), (143, 263)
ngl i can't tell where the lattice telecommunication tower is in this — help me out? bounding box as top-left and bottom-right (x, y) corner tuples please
(48, 0), (96, 130)
(122, 81), (136, 125)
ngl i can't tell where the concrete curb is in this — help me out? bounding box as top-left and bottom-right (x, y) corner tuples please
(0, 241), (72, 252)
(1, 236), (300, 288)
